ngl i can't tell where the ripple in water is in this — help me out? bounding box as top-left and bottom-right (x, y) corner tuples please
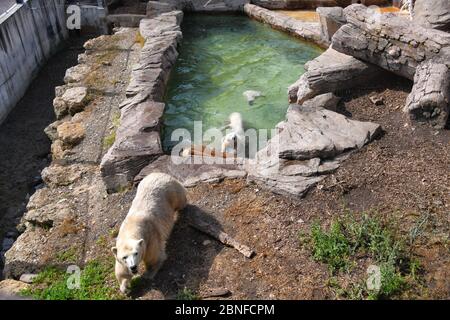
(163, 14), (322, 150)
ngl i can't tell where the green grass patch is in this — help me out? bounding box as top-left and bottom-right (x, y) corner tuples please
(55, 247), (79, 264)
(20, 260), (124, 300)
(176, 288), (199, 300)
(300, 212), (420, 299)
(103, 112), (121, 149)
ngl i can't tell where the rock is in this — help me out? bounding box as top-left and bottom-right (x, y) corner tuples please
(405, 58), (450, 129)
(101, 101), (166, 192)
(51, 139), (68, 160)
(243, 90), (262, 105)
(317, 7), (346, 45)
(53, 87), (88, 119)
(0, 280), (30, 299)
(134, 155), (247, 188)
(57, 122), (86, 147)
(41, 164), (85, 187)
(24, 199), (76, 227)
(246, 104), (381, 197)
(53, 97), (68, 119)
(332, 4), (450, 81)
(369, 96), (384, 106)
(64, 64), (91, 83)
(44, 119), (64, 141)
(302, 92), (341, 111)
(101, 13), (183, 192)
(19, 274), (38, 284)
(413, 0), (450, 31)
(288, 48), (384, 104)
(244, 4), (326, 47)
(203, 240), (211, 246)
(63, 87), (88, 115)
(332, 4), (450, 128)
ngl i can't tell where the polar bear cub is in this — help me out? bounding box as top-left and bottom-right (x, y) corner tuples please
(221, 112), (245, 155)
(111, 172), (187, 294)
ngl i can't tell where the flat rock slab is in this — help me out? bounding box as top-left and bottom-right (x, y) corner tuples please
(135, 155), (247, 188)
(288, 48), (385, 104)
(246, 104), (381, 197)
(244, 3), (326, 47)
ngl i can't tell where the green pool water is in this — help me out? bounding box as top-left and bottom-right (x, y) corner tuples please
(163, 14), (322, 150)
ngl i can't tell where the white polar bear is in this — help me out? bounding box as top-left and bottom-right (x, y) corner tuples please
(221, 112), (245, 156)
(111, 172), (187, 294)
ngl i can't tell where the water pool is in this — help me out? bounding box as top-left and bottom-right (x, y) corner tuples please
(163, 14), (322, 150)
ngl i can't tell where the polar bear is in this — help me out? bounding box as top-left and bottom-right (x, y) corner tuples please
(111, 172), (187, 294)
(221, 112), (245, 156)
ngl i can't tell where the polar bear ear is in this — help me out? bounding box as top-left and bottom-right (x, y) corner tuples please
(137, 239), (144, 247)
(111, 247), (118, 258)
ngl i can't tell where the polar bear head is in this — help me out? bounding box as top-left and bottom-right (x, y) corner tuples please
(112, 239), (144, 275)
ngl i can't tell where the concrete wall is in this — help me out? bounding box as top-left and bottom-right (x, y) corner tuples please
(0, 0), (68, 124)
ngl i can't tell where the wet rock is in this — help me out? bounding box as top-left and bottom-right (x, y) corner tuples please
(57, 122), (86, 147)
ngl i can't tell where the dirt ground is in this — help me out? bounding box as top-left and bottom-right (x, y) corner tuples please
(133, 76), (449, 300)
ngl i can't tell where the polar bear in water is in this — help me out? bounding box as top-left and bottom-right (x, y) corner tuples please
(111, 173), (187, 294)
(221, 112), (245, 156)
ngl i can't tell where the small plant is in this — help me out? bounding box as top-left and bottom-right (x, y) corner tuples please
(55, 247), (79, 264)
(176, 288), (199, 300)
(103, 112), (121, 149)
(301, 212), (421, 299)
(20, 260), (123, 300)
(309, 221), (352, 272)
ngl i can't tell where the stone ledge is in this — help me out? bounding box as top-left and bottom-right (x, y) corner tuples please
(244, 3), (327, 48)
(100, 11), (184, 192)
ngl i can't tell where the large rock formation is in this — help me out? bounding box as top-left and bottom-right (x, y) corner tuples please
(100, 11), (183, 192)
(246, 101), (381, 197)
(288, 47), (385, 104)
(317, 6), (346, 45)
(332, 4), (450, 128)
(413, 0), (450, 31)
